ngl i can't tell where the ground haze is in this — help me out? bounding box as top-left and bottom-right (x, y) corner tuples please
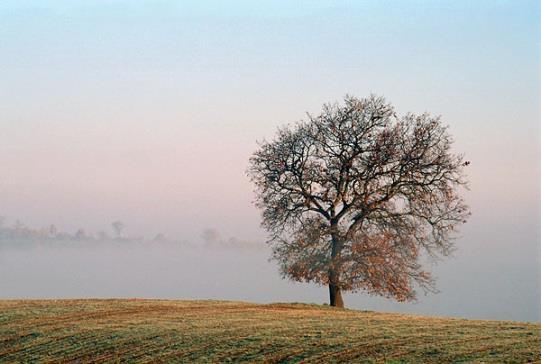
(1, 299), (539, 363)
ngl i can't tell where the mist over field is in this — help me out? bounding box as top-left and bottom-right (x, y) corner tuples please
(1, 1), (540, 324)
(0, 217), (539, 322)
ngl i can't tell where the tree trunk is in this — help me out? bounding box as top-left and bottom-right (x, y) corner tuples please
(329, 283), (344, 308)
(329, 222), (344, 308)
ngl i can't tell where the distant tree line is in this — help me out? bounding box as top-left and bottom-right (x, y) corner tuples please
(0, 216), (166, 244)
(0, 217), (263, 250)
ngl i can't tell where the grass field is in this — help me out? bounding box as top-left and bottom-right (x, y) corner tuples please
(0, 299), (539, 363)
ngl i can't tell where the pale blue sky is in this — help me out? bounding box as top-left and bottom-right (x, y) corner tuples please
(0, 1), (540, 321)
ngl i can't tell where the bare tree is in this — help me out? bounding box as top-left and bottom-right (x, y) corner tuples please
(248, 95), (470, 307)
(75, 229), (87, 241)
(112, 221), (125, 239)
(153, 233), (166, 243)
(49, 225), (58, 238)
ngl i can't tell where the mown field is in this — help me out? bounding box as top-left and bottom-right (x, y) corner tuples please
(0, 299), (539, 363)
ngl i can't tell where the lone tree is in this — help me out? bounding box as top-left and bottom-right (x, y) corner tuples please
(248, 95), (469, 308)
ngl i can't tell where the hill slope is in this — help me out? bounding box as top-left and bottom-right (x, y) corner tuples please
(0, 299), (539, 363)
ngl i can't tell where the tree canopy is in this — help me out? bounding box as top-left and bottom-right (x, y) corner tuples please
(248, 95), (470, 307)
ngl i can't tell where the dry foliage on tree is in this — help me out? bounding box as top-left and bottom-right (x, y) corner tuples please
(248, 95), (470, 307)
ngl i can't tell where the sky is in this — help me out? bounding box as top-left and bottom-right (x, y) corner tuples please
(0, 1), (540, 322)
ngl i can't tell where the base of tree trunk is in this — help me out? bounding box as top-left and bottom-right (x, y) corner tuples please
(329, 284), (344, 308)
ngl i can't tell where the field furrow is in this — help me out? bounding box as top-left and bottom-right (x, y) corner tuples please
(0, 300), (539, 363)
